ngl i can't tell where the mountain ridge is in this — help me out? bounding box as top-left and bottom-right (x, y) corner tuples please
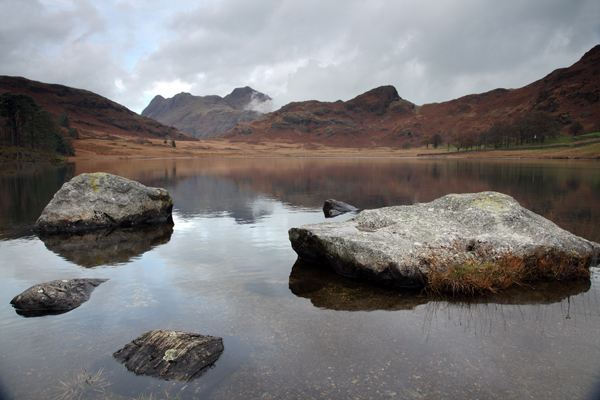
(141, 87), (272, 139)
(222, 45), (600, 147)
(0, 76), (195, 142)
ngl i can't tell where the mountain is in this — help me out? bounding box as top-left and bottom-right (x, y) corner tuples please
(222, 45), (600, 147)
(141, 87), (272, 139)
(0, 76), (195, 141)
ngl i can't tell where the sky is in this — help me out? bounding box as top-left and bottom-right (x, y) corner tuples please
(1, 0), (599, 114)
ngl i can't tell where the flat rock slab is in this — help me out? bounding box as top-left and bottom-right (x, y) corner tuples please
(289, 192), (600, 288)
(10, 278), (108, 317)
(113, 329), (224, 382)
(33, 172), (173, 234)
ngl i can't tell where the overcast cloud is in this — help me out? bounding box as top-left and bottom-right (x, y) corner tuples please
(1, 0), (599, 113)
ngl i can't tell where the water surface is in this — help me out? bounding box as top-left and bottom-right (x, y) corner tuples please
(0, 158), (599, 400)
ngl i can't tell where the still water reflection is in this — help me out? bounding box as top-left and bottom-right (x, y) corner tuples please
(0, 158), (599, 399)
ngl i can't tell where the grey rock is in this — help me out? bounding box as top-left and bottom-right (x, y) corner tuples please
(10, 278), (108, 317)
(323, 199), (358, 218)
(289, 192), (600, 288)
(113, 329), (224, 382)
(33, 173), (173, 234)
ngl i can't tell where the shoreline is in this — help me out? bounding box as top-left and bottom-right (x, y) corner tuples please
(66, 136), (600, 162)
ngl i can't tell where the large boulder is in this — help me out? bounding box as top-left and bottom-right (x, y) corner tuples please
(10, 278), (108, 317)
(289, 192), (600, 290)
(113, 329), (224, 382)
(33, 173), (173, 234)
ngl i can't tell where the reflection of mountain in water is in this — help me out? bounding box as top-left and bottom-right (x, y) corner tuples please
(168, 175), (274, 224)
(72, 158), (600, 243)
(289, 259), (592, 312)
(38, 224), (173, 267)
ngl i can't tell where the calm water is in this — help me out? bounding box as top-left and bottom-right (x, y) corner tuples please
(0, 158), (599, 400)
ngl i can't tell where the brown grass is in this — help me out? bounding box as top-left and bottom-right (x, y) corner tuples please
(423, 241), (592, 296)
(65, 135), (600, 161)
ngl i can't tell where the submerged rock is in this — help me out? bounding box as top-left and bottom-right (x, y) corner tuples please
(10, 278), (108, 317)
(289, 192), (600, 289)
(323, 199), (358, 218)
(38, 223), (173, 268)
(33, 173), (173, 234)
(113, 329), (224, 382)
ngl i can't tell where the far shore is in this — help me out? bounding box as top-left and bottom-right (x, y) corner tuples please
(66, 136), (600, 162)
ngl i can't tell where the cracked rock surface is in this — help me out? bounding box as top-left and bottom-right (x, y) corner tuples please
(113, 329), (224, 382)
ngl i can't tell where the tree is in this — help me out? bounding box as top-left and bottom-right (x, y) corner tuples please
(1, 93), (37, 147)
(0, 92), (73, 155)
(431, 133), (442, 149)
(420, 135), (431, 149)
(568, 121), (584, 136)
(58, 111), (70, 129)
(171, 139), (176, 148)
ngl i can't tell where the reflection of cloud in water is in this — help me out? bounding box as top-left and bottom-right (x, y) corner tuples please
(168, 175), (276, 225)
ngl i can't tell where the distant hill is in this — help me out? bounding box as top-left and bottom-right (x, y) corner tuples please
(222, 45), (600, 147)
(0, 76), (195, 141)
(142, 87), (272, 139)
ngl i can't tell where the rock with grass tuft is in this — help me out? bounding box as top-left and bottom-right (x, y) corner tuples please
(289, 192), (600, 293)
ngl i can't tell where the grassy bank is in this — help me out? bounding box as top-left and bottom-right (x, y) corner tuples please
(0, 146), (67, 163)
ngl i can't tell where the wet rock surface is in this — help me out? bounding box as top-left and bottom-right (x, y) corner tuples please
(38, 223), (173, 267)
(113, 329), (224, 382)
(290, 191), (600, 288)
(10, 278), (108, 317)
(323, 199), (358, 218)
(33, 173), (173, 234)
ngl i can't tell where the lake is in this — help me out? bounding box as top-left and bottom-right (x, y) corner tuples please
(0, 157), (599, 400)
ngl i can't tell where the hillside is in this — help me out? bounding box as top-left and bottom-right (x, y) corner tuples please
(222, 45), (600, 147)
(142, 87), (272, 139)
(0, 76), (195, 142)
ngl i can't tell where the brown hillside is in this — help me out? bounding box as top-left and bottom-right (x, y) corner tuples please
(0, 76), (196, 142)
(222, 45), (600, 147)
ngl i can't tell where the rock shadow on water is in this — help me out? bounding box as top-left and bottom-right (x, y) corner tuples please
(289, 259), (592, 312)
(37, 223), (174, 267)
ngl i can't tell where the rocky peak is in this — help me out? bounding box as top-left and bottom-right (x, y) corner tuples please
(224, 86), (272, 111)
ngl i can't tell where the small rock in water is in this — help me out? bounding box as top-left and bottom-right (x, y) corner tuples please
(113, 329), (224, 382)
(323, 199), (358, 218)
(10, 278), (108, 317)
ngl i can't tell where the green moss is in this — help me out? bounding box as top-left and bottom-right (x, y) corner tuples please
(88, 172), (107, 193)
(472, 194), (510, 212)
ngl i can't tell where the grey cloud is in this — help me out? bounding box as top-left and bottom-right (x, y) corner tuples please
(1, 0), (599, 114)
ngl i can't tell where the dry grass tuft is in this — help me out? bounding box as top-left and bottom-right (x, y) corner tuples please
(53, 367), (112, 400)
(422, 241), (592, 296)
